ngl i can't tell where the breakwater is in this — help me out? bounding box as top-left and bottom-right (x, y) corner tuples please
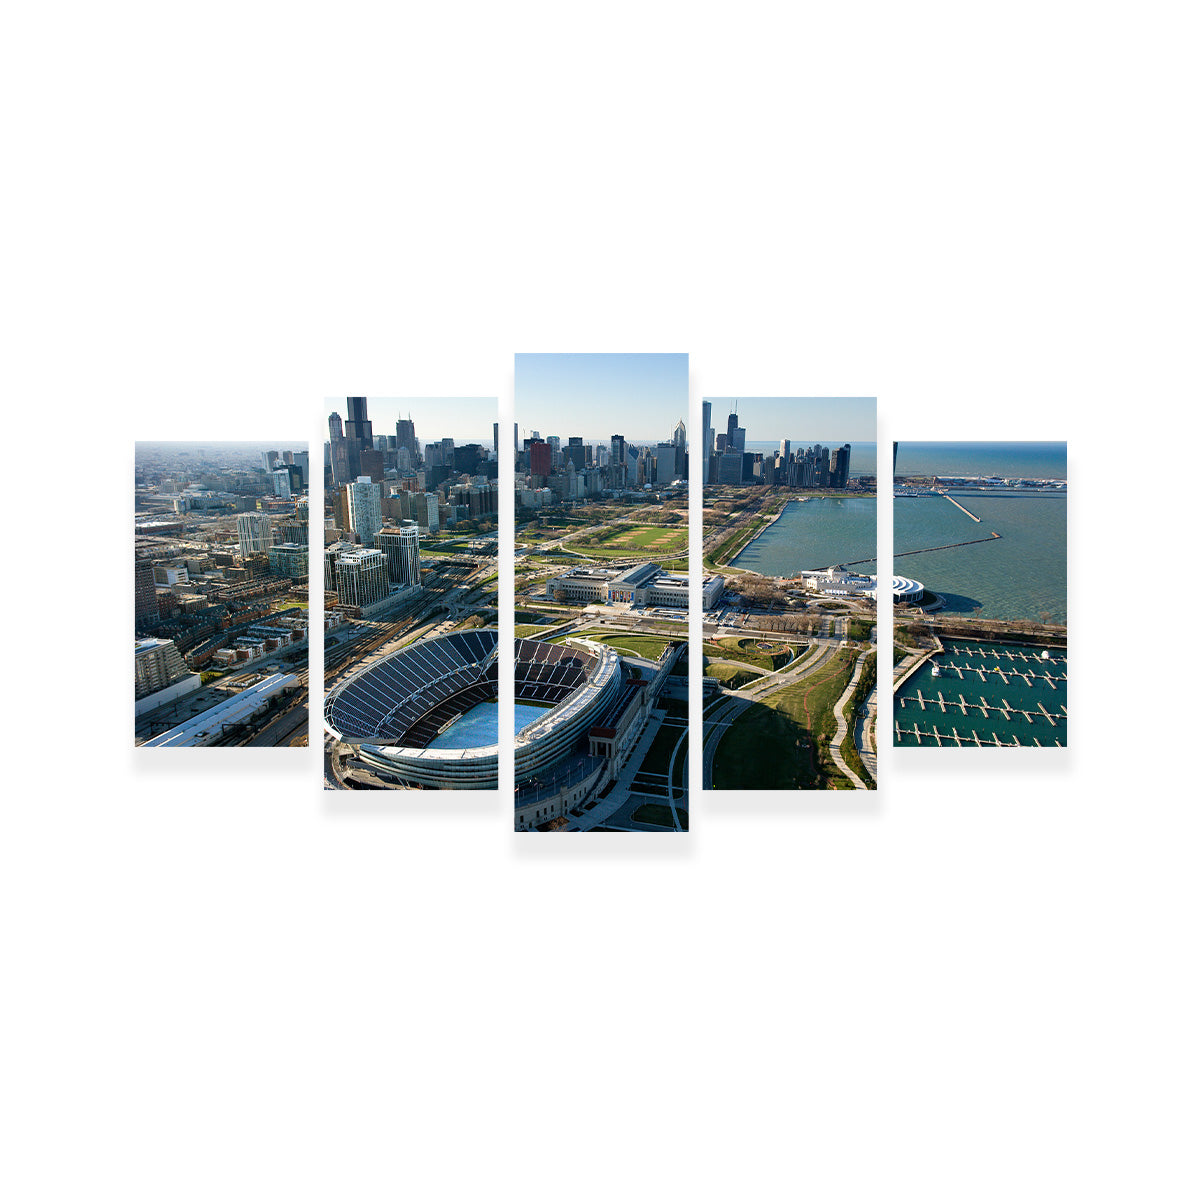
(940, 491), (981, 522)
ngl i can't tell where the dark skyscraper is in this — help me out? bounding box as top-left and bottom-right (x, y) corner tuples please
(529, 439), (551, 478)
(831, 443), (852, 488)
(134, 557), (158, 629)
(396, 416), (418, 459)
(345, 397), (373, 478)
(726, 408), (745, 454)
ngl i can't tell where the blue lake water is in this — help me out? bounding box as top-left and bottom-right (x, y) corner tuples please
(731, 496), (878, 575)
(894, 490), (1067, 622)
(894, 442), (1066, 481)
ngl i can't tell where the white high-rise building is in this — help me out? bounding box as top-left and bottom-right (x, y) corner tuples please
(416, 492), (440, 533)
(346, 475), (383, 548)
(376, 520), (422, 588)
(236, 512), (274, 558)
(272, 467), (292, 498)
(334, 548), (389, 609)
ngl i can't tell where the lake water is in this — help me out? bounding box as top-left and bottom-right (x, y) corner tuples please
(894, 491), (1067, 622)
(894, 441), (1066, 480)
(894, 639), (1067, 747)
(731, 496), (878, 575)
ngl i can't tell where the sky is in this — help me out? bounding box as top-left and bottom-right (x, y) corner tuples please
(704, 396), (877, 443)
(515, 353), (689, 444)
(326, 397), (498, 449)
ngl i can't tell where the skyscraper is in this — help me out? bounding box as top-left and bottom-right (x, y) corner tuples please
(726, 409), (746, 454)
(334, 548), (389, 610)
(529, 439), (551, 478)
(377, 519), (422, 588)
(673, 418), (687, 477)
(134, 557), (158, 628)
(345, 397), (373, 478)
(135, 638), (192, 701)
(345, 475), (383, 548)
(396, 416), (418, 459)
(831, 443), (852, 489)
(610, 434), (626, 487)
(328, 411), (349, 486)
(236, 512), (274, 558)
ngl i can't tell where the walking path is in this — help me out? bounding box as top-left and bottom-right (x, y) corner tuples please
(855, 679), (878, 780)
(829, 651), (872, 789)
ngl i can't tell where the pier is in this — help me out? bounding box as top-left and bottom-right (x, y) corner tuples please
(938, 490), (982, 521)
(893, 722), (1063, 748)
(898, 695), (1062, 725)
(890, 532), (1002, 561)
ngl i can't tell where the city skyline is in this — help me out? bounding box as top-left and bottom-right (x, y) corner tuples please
(704, 397), (877, 443)
(325, 398), (497, 447)
(516, 353), (689, 442)
(134, 439), (311, 748)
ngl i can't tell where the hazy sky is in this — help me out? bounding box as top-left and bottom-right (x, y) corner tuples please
(705, 396), (877, 443)
(326, 397), (497, 447)
(516, 353), (688, 444)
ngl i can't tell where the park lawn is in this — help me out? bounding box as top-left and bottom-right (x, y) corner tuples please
(555, 631), (676, 659)
(638, 718), (689, 780)
(711, 649), (858, 790)
(568, 523), (689, 558)
(597, 634), (677, 659)
(703, 661), (761, 690)
(631, 803), (687, 830)
(514, 624), (549, 637)
(705, 516), (772, 567)
(708, 637), (794, 671)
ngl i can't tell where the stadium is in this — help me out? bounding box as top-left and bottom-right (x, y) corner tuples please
(324, 629), (500, 788)
(514, 637), (652, 828)
(325, 630), (641, 797)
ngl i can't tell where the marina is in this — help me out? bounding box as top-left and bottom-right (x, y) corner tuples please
(894, 638), (1067, 747)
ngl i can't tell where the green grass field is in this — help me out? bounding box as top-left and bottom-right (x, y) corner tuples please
(712, 649), (858, 790)
(548, 630), (677, 659)
(703, 661), (761, 690)
(565, 523), (688, 559)
(636, 719), (689, 782)
(706, 637), (795, 671)
(631, 803), (687, 830)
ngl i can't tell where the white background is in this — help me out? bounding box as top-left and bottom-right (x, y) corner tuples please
(4, 3), (1197, 1197)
